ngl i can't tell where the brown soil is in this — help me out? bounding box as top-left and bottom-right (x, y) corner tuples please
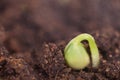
(0, 0), (120, 80)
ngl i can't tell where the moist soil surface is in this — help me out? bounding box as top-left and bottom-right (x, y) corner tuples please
(0, 0), (120, 80)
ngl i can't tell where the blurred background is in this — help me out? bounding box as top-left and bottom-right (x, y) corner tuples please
(0, 0), (120, 52)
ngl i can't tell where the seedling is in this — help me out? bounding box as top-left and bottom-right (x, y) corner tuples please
(64, 33), (100, 70)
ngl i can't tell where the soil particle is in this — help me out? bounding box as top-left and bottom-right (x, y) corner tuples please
(0, 47), (37, 80)
(38, 43), (66, 79)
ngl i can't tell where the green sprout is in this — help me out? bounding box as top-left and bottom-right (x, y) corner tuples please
(64, 33), (100, 70)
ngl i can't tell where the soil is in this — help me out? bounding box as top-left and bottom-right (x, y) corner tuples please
(0, 0), (120, 80)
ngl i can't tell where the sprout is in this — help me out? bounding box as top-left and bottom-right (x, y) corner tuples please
(64, 33), (100, 70)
